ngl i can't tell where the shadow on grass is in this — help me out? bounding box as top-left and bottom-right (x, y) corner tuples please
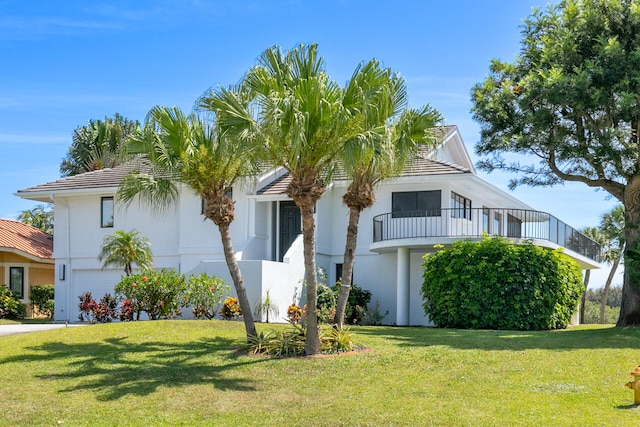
(0, 335), (266, 401)
(355, 325), (640, 351)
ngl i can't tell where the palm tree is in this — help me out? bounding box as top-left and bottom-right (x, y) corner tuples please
(579, 226), (608, 323)
(237, 44), (366, 355)
(17, 203), (54, 234)
(98, 229), (153, 276)
(61, 113), (139, 177)
(600, 205), (625, 324)
(333, 60), (443, 328)
(117, 104), (259, 341)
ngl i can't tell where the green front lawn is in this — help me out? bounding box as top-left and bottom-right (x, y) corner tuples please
(1, 321), (639, 426)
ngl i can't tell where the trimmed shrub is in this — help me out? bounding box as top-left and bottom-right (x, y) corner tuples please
(184, 273), (230, 320)
(421, 237), (583, 331)
(30, 285), (55, 318)
(331, 283), (372, 325)
(114, 270), (187, 320)
(0, 287), (26, 319)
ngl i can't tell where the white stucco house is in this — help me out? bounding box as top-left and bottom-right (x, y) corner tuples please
(16, 126), (600, 325)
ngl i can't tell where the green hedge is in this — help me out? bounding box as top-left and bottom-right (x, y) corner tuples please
(421, 237), (583, 331)
(30, 285), (55, 318)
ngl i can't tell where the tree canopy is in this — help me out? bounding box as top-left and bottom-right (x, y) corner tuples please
(17, 203), (53, 234)
(61, 113), (139, 177)
(471, 0), (640, 326)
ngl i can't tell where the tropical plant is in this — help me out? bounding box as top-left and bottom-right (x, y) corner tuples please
(29, 284), (54, 318)
(421, 237), (584, 330)
(98, 229), (153, 276)
(333, 59), (442, 328)
(253, 290), (279, 323)
(287, 304), (303, 323)
(78, 291), (97, 322)
(117, 104), (259, 341)
(221, 297), (242, 320)
(16, 203), (54, 234)
(185, 273), (230, 320)
(0, 287), (25, 319)
(471, 0), (640, 326)
(60, 113), (139, 177)
(113, 270), (187, 320)
(92, 294), (118, 323)
(332, 282), (372, 325)
(208, 43), (423, 353)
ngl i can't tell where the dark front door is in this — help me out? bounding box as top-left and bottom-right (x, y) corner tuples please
(279, 201), (301, 261)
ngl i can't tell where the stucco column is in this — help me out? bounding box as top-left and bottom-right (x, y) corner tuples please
(396, 247), (410, 326)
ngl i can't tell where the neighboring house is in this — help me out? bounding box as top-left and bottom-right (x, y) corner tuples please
(16, 126), (600, 325)
(0, 219), (54, 316)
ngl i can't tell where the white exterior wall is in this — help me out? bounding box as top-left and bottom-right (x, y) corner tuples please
(31, 127), (590, 326)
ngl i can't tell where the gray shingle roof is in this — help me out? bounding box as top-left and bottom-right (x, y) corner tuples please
(257, 158), (471, 196)
(17, 158), (150, 195)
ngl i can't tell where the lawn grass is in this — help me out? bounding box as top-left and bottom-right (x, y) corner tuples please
(1, 321), (640, 426)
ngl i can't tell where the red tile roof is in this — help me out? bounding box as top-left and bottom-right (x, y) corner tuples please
(0, 219), (53, 260)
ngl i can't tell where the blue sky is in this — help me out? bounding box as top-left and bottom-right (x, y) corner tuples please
(0, 0), (620, 232)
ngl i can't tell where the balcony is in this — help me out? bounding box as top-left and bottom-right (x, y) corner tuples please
(372, 208), (601, 263)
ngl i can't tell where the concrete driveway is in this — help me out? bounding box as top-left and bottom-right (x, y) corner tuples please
(0, 323), (85, 337)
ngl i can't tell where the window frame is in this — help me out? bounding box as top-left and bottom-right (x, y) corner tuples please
(451, 192), (472, 220)
(101, 196), (114, 228)
(391, 190), (441, 218)
(9, 266), (24, 299)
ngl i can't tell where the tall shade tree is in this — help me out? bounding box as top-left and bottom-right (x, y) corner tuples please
(17, 203), (54, 234)
(333, 59), (443, 328)
(599, 205), (625, 323)
(61, 113), (139, 177)
(98, 229), (153, 276)
(471, 0), (640, 326)
(117, 104), (259, 341)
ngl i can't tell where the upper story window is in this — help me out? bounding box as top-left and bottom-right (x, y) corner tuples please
(9, 267), (24, 299)
(392, 190), (441, 218)
(101, 197), (114, 228)
(451, 192), (471, 219)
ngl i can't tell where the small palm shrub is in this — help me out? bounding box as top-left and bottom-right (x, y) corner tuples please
(30, 285), (55, 318)
(0, 287), (25, 319)
(253, 290), (279, 323)
(246, 322), (359, 357)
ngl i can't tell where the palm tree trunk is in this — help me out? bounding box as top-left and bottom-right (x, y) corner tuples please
(300, 203), (321, 355)
(600, 256), (621, 324)
(334, 206), (361, 329)
(218, 222), (257, 340)
(580, 269), (590, 324)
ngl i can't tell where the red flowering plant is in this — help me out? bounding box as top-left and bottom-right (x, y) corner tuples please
(78, 291), (98, 322)
(184, 273), (230, 319)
